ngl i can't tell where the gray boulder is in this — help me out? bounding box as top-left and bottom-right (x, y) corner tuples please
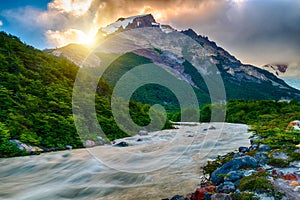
(216, 181), (236, 193)
(258, 144), (271, 152)
(271, 152), (289, 160)
(211, 156), (258, 185)
(225, 171), (244, 182)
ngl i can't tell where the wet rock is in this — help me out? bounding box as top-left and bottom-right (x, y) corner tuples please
(9, 139), (43, 152)
(170, 195), (187, 200)
(243, 170), (257, 177)
(249, 144), (258, 151)
(208, 125), (216, 130)
(290, 161), (300, 168)
(271, 152), (289, 160)
(272, 169), (283, 177)
(258, 144), (271, 152)
(136, 138), (143, 142)
(294, 149), (300, 153)
(283, 174), (298, 181)
(290, 181), (300, 187)
(211, 156), (258, 185)
(138, 130), (148, 136)
(210, 193), (231, 200)
(65, 145), (72, 150)
(84, 140), (95, 148)
(225, 171), (244, 182)
(114, 141), (129, 147)
(254, 152), (269, 164)
(238, 146), (249, 153)
(250, 136), (261, 145)
(216, 181), (236, 193)
(233, 152), (245, 158)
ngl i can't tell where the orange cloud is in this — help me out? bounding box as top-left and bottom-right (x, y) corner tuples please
(48, 0), (93, 17)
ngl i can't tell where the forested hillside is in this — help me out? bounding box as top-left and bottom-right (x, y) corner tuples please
(0, 32), (171, 157)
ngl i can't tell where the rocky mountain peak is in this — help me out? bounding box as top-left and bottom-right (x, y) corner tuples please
(99, 14), (158, 35)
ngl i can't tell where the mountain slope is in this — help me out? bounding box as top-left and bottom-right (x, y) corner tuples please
(50, 14), (300, 108)
(0, 31), (171, 157)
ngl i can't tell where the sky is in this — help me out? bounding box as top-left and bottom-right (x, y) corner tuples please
(0, 0), (300, 66)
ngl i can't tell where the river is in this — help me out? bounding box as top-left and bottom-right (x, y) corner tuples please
(0, 123), (251, 200)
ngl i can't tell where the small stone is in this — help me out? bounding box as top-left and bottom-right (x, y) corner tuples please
(211, 193), (231, 200)
(249, 144), (258, 151)
(243, 170), (257, 177)
(238, 146), (249, 153)
(258, 144), (271, 152)
(272, 169), (283, 177)
(170, 195), (186, 200)
(114, 141), (129, 147)
(294, 149), (300, 153)
(271, 152), (289, 160)
(293, 186), (300, 192)
(65, 145), (72, 150)
(290, 181), (300, 187)
(225, 171), (244, 182)
(254, 152), (269, 164)
(250, 136), (261, 145)
(284, 174), (298, 181)
(208, 125), (216, 130)
(216, 181), (236, 193)
(290, 161), (300, 168)
(136, 138), (143, 142)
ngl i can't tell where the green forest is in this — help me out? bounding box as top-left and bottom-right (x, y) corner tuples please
(0, 32), (171, 157)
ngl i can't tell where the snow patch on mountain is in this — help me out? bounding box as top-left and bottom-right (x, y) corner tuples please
(100, 14), (149, 35)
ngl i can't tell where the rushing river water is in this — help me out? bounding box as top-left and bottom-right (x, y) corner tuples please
(0, 123), (252, 200)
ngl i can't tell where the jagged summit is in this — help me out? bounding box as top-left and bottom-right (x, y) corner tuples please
(98, 14), (174, 36)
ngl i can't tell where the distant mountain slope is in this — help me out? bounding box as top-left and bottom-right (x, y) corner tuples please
(49, 14), (300, 107)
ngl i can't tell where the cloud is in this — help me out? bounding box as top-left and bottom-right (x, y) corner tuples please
(0, 20), (3, 26)
(48, 0), (93, 17)
(46, 28), (95, 47)
(1, 0), (300, 65)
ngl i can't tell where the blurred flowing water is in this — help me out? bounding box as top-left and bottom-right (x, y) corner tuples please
(0, 123), (251, 200)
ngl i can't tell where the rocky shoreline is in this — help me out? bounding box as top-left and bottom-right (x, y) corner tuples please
(168, 132), (300, 200)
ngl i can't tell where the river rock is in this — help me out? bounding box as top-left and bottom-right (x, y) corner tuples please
(216, 181), (236, 193)
(294, 149), (300, 153)
(211, 193), (231, 200)
(225, 171), (244, 182)
(65, 145), (72, 150)
(249, 144), (258, 151)
(211, 156), (258, 185)
(84, 140), (95, 147)
(138, 130), (148, 136)
(238, 146), (249, 153)
(170, 195), (187, 200)
(290, 161), (300, 168)
(254, 152), (269, 165)
(250, 136), (261, 145)
(258, 144), (271, 152)
(9, 139), (43, 152)
(271, 152), (289, 160)
(114, 141), (129, 147)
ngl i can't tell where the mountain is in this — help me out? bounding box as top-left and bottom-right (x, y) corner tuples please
(50, 14), (300, 108)
(0, 31), (171, 157)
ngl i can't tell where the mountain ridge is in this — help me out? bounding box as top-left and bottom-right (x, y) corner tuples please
(49, 14), (300, 104)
